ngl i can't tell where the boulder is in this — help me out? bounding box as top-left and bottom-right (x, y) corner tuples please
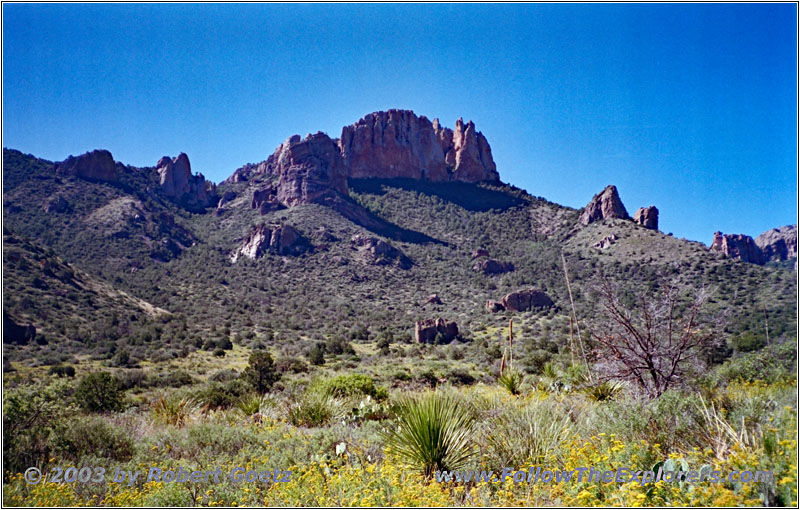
(579, 185), (629, 225)
(424, 294), (443, 305)
(231, 224), (311, 262)
(593, 234), (618, 250)
(472, 259), (515, 275)
(634, 206), (659, 230)
(54, 149), (117, 182)
(710, 232), (764, 265)
(414, 318), (459, 344)
(755, 225), (797, 262)
(350, 234), (412, 269)
(502, 290), (554, 312)
(44, 195), (69, 213)
(485, 300), (505, 313)
(155, 153), (217, 210)
(3, 312), (35, 345)
(471, 248), (490, 259)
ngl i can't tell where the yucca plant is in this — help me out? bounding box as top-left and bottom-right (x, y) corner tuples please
(586, 380), (623, 401)
(498, 370), (524, 396)
(151, 395), (199, 427)
(383, 392), (477, 477)
(236, 393), (266, 417)
(286, 391), (343, 427)
(483, 401), (571, 468)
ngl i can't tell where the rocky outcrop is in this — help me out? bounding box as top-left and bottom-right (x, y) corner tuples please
(579, 185), (629, 225)
(414, 318), (459, 344)
(755, 225), (797, 262)
(501, 290), (554, 312)
(44, 195), (69, 213)
(218, 191), (237, 208)
(156, 154), (217, 210)
(485, 300), (505, 313)
(594, 234), (618, 250)
(472, 259), (514, 275)
(254, 133), (349, 207)
(231, 224), (311, 262)
(54, 149), (117, 182)
(424, 294), (443, 305)
(634, 206), (659, 230)
(350, 234), (412, 269)
(3, 312), (35, 345)
(340, 110), (499, 183)
(472, 249), (490, 259)
(250, 186), (284, 214)
(710, 232), (764, 265)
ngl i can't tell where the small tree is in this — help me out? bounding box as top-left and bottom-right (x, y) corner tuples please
(242, 351), (280, 394)
(75, 372), (124, 412)
(588, 277), (718, 398)
(308, 344), (325, 366)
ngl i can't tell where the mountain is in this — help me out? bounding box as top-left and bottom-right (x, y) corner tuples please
(2, 110), (796, 372)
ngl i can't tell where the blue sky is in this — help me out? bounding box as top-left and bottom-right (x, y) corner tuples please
(3, 3), (796, 243)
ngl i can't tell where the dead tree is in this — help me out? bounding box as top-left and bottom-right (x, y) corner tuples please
(589, 277), (718, 398)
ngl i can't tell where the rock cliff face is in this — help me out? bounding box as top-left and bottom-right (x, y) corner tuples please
(634, 206), (659, 230)
(710, 232), (764, 265)
(414, 318), (459, 344)
(156, 154), (217, 210)
(231, 224), (311, 262)
(755, 225), (797, 262)
(579, 185), (629, 225)
(340, 110), (499, 183)
(54, 150), (117, 182)
(350, 234), (412, 269)
(225, 110), (500, 199)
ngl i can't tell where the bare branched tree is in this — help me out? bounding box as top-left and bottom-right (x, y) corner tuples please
(588, 276), (719, 398)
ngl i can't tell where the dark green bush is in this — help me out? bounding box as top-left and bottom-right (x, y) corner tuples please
(51, 416), (134, 462)
(74, 372), (125, 412)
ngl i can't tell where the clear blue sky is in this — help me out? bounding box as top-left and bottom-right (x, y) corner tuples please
(3, 3), (796, 243)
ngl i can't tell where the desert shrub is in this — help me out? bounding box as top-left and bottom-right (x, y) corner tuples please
(482, 399), (571, 469)
(48, 365), (75, 378)
(213, 348), (226, 357)
(383, 392), (477, 477)
(314, 374), (388, 401)
(3, 379), (77, 474)
(74, 372), (125, 412)
(286, 392), (343, 427)
(241, 351), (281, 394)
(308, 345), (325, 365)
(275, 356), (309, 374)
(51, 416), (134, 461)
(585, 380), (623, 401)
(210, 369), (239, 382)
(195, 380), (249, 410)
(731, 331), (766, 353)
(706, 340), (796, 385)
(447, 368), (475, 386)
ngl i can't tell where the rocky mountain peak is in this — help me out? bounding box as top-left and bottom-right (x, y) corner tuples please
(579, 185), (629, 225)
(710, 231), (764, 265)
(755, 225), (797, 262)
(155, 153), (217, 211)
(54, 149), (117, 182)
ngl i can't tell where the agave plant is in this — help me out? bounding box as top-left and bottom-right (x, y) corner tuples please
(586, 380), (623, 401)
(383, 392), (477, 477)
(151, 394), (199, 427)
(498, 370), (524, 396)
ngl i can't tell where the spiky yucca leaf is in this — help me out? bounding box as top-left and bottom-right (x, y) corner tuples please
(383, 392), (477, 477)
(498, 370), (524, 396)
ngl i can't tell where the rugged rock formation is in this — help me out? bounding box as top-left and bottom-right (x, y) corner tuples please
(3, 312), (35, 345)
(231, 224), (311, 262)
(472, 259), (515, 275)
(250, 186), (284, 214)
(340, 110), (499, 183)
(218, 191), (237, 208)
(579, 185), (629, 225)
(710, 232), (764, 265)
(254, 133), (349, 207)
(54, 149), (117, 182)
(634, 206), (659, 230)
(155, 154), (217, 210)
(755, 225), (797, 262)
(472, 249), (490, 259)
(44, 195), (69, 213)
(414, 318), (459, 344)
(350, 234), (412, 269)
(485, 300), (505, 313)
(501, 289), (554, 312)
(424, 294), (443, 305)
(594, 234), (618, 250)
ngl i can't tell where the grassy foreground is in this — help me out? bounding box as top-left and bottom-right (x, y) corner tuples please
(3, 342), (797, 507)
